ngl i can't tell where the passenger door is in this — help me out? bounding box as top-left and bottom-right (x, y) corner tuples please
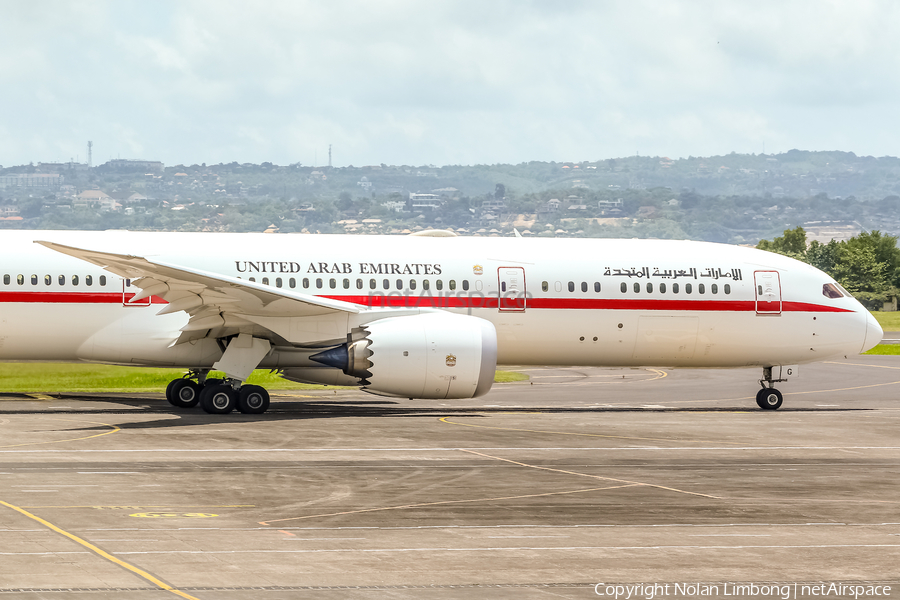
(754, 270), (782, 315)
(497, 267), (526, 312)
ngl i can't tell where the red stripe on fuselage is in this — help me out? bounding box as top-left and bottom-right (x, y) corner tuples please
(321, 295), (853, 313)
(0, 291), (166, 304)
(0, 290), (853, 313)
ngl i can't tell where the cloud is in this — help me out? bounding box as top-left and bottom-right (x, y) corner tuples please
(1, 0), (899, 167)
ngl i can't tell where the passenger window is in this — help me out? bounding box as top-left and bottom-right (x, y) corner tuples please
(594, 282), (600, 293)
(436, 280), (443, 291)
(724, 284), (731, 294)
(620, 282), (627, 293)
(423, 280), (430, 290)
(2, 274), (8, 285)
(633, 282), (640, 293)
(581, 282), (588, 293)
(316, 278), (323, 289)
(382, 279), (389, 289)
(86, 275), (93, 286)
(262, 277), (270, 285)
(542, 281), (549, 292)
(31, 275), (37, 285)
(711, 284), (718, 294)
(17, 274), (24, 285)
(646, 282), (653, 293)
(369, 278), (376, 290)
(303, 278), (309, 288)
(462, 280), (469, 291)
(673, 283), (679, 293)
(357, 279), (363, 289)
(275, 278), (282, 288)
(72, 275), (78, 285)
(99, 275), (106, 286)
(449, 280), (456, 291)
(329, 278), (336, 289)
(343, 278), (350, 289)
(249, 277), (256, 282)
(289, 278), (296, 288)
(698, 283), (705, 294)
(568, 281), (575, 292)
(58, 275), (64, 285)
(660, 282), (666, 293)
(396, 279), (403, 290)
(554, 281), (562, 292)
(410, 279), (417, 290)
(44, 275), (51, 286)
(685, 283), (693, 294)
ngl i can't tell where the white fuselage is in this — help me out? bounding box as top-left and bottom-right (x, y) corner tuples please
(0, 231), (882, 371)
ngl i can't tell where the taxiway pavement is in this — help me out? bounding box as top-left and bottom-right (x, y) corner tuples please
(1, 355), (900, 599)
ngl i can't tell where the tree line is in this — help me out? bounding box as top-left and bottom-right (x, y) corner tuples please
(757, 227), (900, 309)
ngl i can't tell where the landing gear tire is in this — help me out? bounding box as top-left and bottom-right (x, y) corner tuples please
(756, 388), (783, 410)
(168, 379), (201, 408)
(165, 379), (179, 406)
(200, 384), (237, 414)
(237, 385), (270, 414)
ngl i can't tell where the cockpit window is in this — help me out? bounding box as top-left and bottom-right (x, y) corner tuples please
(823, 283), (844, 299)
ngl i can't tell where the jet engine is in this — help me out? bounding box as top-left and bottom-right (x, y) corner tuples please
(306, 313), (497, 399)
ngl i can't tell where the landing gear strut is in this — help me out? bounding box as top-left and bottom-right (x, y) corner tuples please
(756, 367), (785, 410)
(165, 369), (270, 415)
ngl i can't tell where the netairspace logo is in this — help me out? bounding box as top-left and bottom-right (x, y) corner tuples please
(593, 582), (893, 599)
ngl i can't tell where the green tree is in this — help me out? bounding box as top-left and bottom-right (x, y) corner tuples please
(759, 227), (900, 309)
(806, 240), (841, 274)
(337, 191), (353, 212)
(832, 245), (887, 307)
(756, 226), (807, 258)
(843, 230), (900, 288)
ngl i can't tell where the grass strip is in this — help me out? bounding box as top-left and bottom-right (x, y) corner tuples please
(493, 370), (530, 383)
(0, 363), (527, 393)
(872, 311), (900, 331)
(862, 344), (900, 356)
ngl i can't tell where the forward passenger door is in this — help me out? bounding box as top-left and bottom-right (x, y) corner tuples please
(754, 270), (782, 315)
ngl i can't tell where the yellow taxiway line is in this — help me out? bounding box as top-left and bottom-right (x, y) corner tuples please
(0, 499), (201, 600)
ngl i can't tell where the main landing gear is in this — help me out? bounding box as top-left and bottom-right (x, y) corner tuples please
(756, 366), (785, 410)
(165, 370), (270, 415)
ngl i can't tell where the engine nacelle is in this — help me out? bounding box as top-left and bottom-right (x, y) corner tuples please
(310, 313), (497, 399)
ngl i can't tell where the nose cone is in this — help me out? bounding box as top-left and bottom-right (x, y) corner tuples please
(861, 311), (884, 353)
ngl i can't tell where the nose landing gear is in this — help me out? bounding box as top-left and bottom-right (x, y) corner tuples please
(756, 366), (789, 410)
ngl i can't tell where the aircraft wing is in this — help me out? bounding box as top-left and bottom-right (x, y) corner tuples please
(35, 240), (362, 345)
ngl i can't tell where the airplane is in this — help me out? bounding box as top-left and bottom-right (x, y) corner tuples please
(0, 229), (882, 414)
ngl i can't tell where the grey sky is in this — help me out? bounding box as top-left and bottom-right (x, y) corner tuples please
(1, 0), (898, 167)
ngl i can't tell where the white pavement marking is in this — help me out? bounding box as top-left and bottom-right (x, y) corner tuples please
(110, 544), (900, 555)
(14, 541), (899, 557)
(77, 471), (140, 474)
(5, 522), (897, 533)
(2, 445), (900, 453)
(688, 534), (772, 537)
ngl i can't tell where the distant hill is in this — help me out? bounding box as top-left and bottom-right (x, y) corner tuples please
(2, 151), (899, 244)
